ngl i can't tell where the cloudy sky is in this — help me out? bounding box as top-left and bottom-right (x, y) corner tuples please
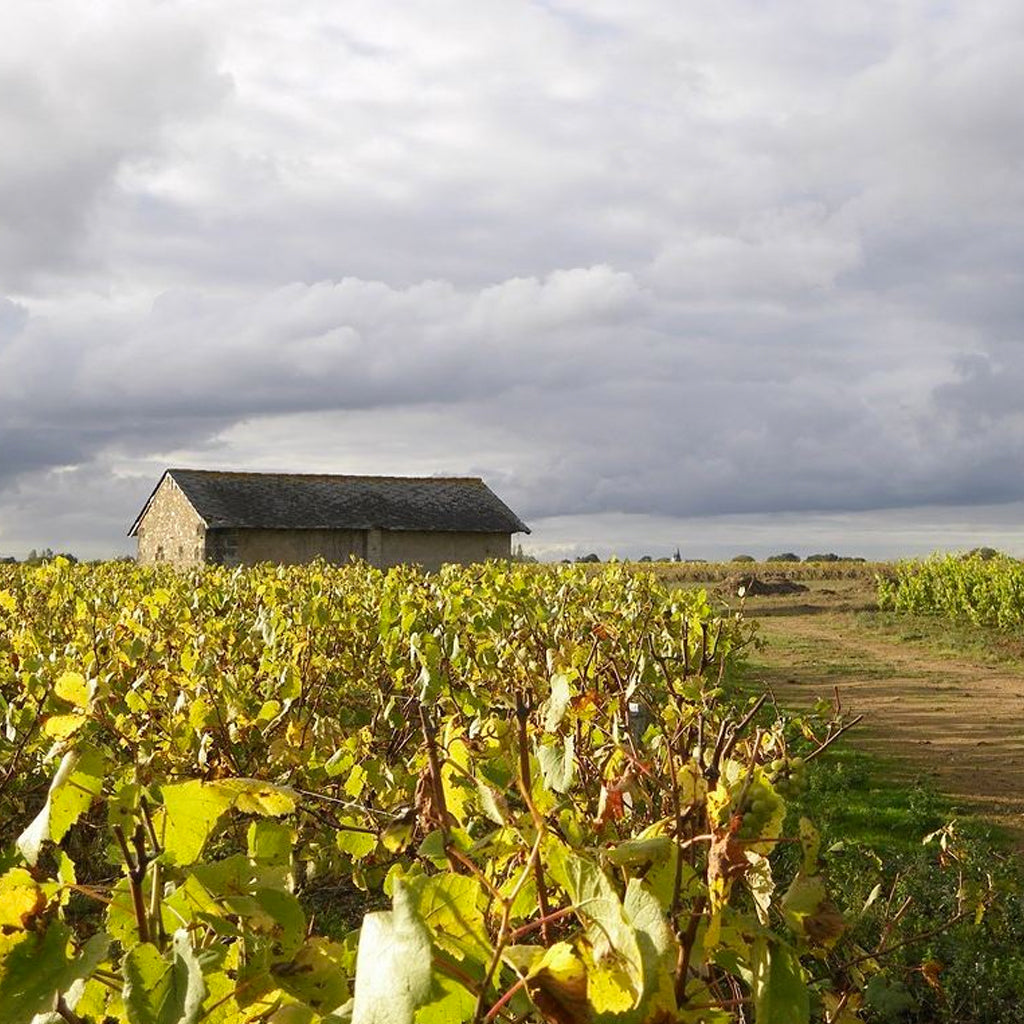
(2, 0), (1023, 561)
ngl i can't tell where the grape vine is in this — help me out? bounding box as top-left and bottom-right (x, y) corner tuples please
(877, 552), (1024, 630)
(0, 558), (985, 1023)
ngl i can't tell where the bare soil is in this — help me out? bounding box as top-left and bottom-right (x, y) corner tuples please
(737, 578), (1024, 839)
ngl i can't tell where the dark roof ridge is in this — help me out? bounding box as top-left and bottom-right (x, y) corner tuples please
(168, 468), (488, 484)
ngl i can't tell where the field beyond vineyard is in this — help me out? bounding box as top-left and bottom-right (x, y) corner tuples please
(0, 558), (1020, 1023)
(737, 573), (1024, 837)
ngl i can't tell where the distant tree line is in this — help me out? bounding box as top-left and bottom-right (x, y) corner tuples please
(0, 548), (79, 565)
(559, 550), (872, 565)
(731, 552), (866, 564)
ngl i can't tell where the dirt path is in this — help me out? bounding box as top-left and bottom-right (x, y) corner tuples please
(742, 582), (1024, 837)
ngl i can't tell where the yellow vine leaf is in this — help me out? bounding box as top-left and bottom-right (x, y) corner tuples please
(0, 868), (46, 929)
(43, 714), (87, 740)
(54, 671), (91, 708)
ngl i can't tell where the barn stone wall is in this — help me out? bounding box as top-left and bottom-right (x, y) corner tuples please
(136, 477), (205, 567)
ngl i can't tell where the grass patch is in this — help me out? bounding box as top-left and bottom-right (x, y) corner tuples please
(860, 609), (1024, 669)
(745, 639), (900, 689)
(735, 647), (1024, 1023)
(790, 743), (1002, 857)
(765, 736), (1024, 1023)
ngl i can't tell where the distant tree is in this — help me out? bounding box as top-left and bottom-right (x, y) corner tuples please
(804, 553), (840, 563)
(966, 547), (1001, 561)
(0, 555), (15, 564)
(731, 554), (756, 563)
(672, 548), (681, 562)
(511, 543), (538, 564)
(24, 548), (77, 565)
(766, 552), (800, 563)
(576, 553), (600, 564)
(638, 555), (653, 562)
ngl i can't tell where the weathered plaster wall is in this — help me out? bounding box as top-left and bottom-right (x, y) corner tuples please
(209, 528), (367, 567)
(201, 527), (510, 569)
(136, 478), (205, 567)
(379, 530), (510, 570)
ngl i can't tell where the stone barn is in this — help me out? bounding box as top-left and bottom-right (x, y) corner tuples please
(128, 469), (530, 570)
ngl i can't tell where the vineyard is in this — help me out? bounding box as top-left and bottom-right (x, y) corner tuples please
(877, 553), (1024, 630)
(641, 562), (885, 586)
(0, 559), (991, 1023)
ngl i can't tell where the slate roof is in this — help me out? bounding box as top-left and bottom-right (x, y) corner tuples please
(129, 469), (530, 535)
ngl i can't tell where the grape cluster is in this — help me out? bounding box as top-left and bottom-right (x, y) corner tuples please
(770, 756), (807, 800)
(735, 779), (782, 840)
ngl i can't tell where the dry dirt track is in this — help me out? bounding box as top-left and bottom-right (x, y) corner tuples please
(741, 583), (1024, 839)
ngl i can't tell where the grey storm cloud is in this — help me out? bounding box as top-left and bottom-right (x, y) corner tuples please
(0, 6), (229, 286)
(1, 0), (1024, 557)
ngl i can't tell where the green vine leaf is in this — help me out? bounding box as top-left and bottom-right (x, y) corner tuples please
(548, 847), (645, 1009)
(751, 936), (809, 1024)
(0, 924), (108, 1024)
(161, 779), (297, 865)
(159, 781), (236, 866)
(536, 735), (575, 794)
(276, 937), (354, 1017)
(122, 930), (206, 1024)
(352, 881), (433, 1024)
(543, 672), (573, 732)
(406, 874), (490, 964)
(17, 744), (105, 865)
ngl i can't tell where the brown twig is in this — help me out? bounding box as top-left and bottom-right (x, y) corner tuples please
(294, 787), (404, 820)
(0, 684), (50, 799)
(473, 831), (544, 1024)
(54, 995), (85, 1024)
(516, 692), (552, 945)
(806, 714), (864, 763)
(113, 823), (150, 944)
(664, 729), (687, 919)
(675, 894), (708, 1004)
(446, 844), (506, 904)
(706, 717), (731, 782)
(720, 693), (769, 765)
(507, 905), (577, 943)
(484, 976), (529, 1023)
(829, 907), (974, 974)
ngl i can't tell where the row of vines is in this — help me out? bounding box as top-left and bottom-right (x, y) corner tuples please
(645, 563), (884, 586)
(0, 559), (984, 1023)
(877, 553), (1024, 630)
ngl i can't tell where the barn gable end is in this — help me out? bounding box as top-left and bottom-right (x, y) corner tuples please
(131, 473), (207, 567)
